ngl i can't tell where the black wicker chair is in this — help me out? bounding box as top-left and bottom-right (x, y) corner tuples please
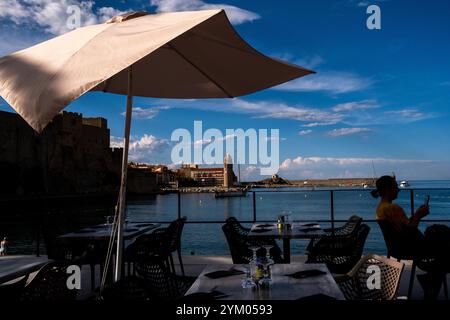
(306, 215), (362, 256)
(222, 217), (284, 264)
(126, 228), (166, 276)
(126, 217), (186, 276)
(20, 261), (78, 301)
(166, 216), (187, 276)
(306, 223), (370, 274)
(335, 254), (404, 300)
(322, 215), (362, 237)
(130, 238), (195, 301)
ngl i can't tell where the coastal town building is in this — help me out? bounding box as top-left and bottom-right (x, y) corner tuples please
(177, 155), (236, 187)
(128, 163), (177, 193)
(178, 164), (224, 186)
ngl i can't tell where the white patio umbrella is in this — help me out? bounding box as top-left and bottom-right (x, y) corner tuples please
(0, 9), (314, 283)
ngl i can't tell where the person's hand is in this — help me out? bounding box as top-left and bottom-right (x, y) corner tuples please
(415, 204), (430, 219)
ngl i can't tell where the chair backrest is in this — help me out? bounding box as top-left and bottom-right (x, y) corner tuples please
(222, 217), (284, 264)
(377, 219), (423, 259)
(166, 216), (187, 252)
(129, 228), (171, 261)
(222, 217), (251, 264)
(353, 224), (370, 258)
(134, 254), (180, 300)
(224, 217), (250, 235)
(334, 215), (363, 236)
(342, 254), (404, 300)
(21, 262), (78, 301)
(377, 219), (396, 255)
(334, 223), (370, 273)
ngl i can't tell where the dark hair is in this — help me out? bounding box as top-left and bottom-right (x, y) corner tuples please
(371, 175), (396, 198)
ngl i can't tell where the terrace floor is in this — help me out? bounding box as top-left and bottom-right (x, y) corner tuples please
(73, 255), (449, 300)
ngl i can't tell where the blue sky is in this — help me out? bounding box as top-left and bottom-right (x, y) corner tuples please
(1, 0), (450, 180)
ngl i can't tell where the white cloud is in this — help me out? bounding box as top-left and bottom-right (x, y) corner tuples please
(302, 122), (332, 128)
(295, 55), (325, 69)
(385, 108), (435, 123)
(327, 127), (372, 137)
(240, 165), (261, 181)
(0, 0), (126, 35)
(230, 99), (344, 127)
(122, 106), (170, 119)
(332, 100), (380, 112)
(276, 71), (373, 94)
(111, 134), (170, 163)
(96, 7), (127, 23)
(298, 130), (312, 136)
(238, 155), (450, 181)
(340, 106), (436, 126)
(191, 133), (236, 147)
(150, 98), (343, 127)
(277, 155), (448, 180)
(150, 0), (260, 25)
(274, 53), (324, 70)
(0, 0), (28, 23)
(130, 98), (437, 129)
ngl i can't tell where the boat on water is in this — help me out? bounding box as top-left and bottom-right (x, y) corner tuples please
(399, 180), (410, 188)
(362, 179), (376, 189)
(214, 188), (248, 198)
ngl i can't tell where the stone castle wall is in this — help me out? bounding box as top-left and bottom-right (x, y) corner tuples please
(0, 110), (122, 196)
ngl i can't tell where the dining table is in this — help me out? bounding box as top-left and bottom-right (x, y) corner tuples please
(185, 263), (345, 300)
(58, 222), (160, 241)
(57, 221), (160, 288)
(247, 222), (325, 263)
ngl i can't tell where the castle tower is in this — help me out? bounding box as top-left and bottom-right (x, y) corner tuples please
(223, 154), (234, 188)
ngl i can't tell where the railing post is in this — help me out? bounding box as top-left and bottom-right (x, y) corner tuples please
(178, 191), (181, 219)
(410, 189), (414, 218)
(252, 192), (256, 222)
(330, 190), (335, 236)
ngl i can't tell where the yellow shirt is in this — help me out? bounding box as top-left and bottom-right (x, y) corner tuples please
(376, 201), (410, 230)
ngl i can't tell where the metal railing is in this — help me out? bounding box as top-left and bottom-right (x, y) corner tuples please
(33, 187), (450, 256)
(146, 187), (450, 224)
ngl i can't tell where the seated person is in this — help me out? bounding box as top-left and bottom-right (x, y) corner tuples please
(372, 176), (428, 255)
(372, 175), (450, 299)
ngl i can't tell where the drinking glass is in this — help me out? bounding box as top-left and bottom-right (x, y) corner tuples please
(243, 245), (260, 288)
(284, 210), (293, 230)
(249, 245), (261, 279)
(260, 245), (274, 286)
(241, 265), (256, 288)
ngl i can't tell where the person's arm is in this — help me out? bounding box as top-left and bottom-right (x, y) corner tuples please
(389, 204), (422, 229)
(409, 204), (429, 227)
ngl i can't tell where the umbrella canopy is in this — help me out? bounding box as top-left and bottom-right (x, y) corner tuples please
(0, 9), (314, 284)
(0, 9), (313, 133)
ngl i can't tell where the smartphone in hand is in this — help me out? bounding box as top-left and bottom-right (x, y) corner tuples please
(424, 195), (430, 206)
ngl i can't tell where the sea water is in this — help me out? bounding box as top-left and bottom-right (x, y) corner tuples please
(2, 180), (450, 256)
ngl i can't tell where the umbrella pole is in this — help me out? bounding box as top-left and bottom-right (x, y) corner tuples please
(114, 66), (133, 282)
